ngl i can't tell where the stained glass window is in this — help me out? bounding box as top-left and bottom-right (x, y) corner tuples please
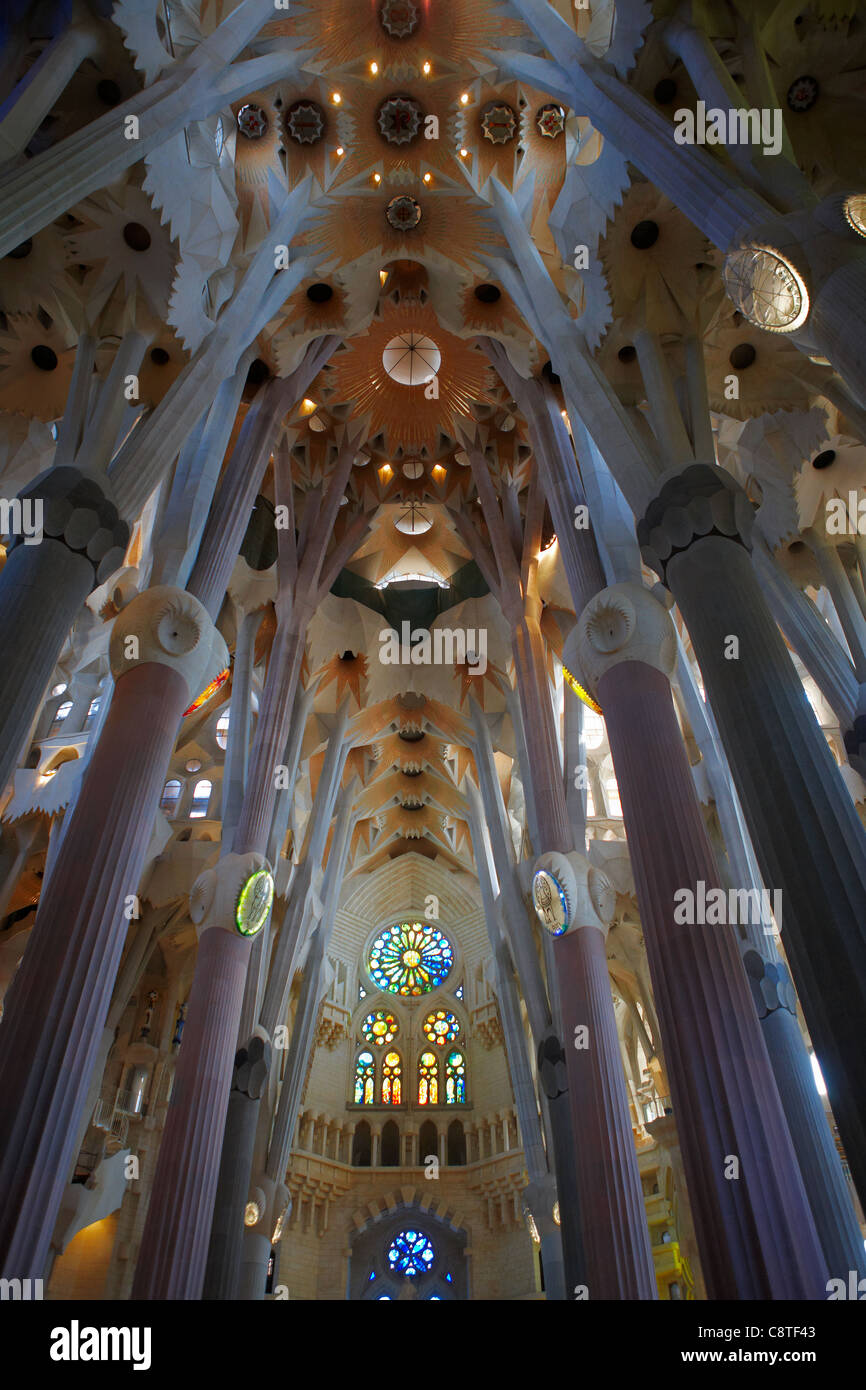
(368, 922), (453, 996)
(454, 984), (463, 1000)
(422, 1009), (460, 1048)
(445, 1050), (465, 1104)
(418, 1050), (439, 1105)
(361, 1009), (397, 1047)
(382, 1050), (402, 1105)
(354, 1050), (375, 1104)
(387, 1230), (435, 1277)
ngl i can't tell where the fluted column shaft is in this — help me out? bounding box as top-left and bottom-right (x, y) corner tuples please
(600, 658), (827, 1298)
(511, 614), (656, 1298)
(660, 558), (866, 1204)
(133, 927), (251, 1298)
(0, 661), (188, 1276)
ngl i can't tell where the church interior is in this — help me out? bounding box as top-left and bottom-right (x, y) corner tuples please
(1, 0), (866, 1305)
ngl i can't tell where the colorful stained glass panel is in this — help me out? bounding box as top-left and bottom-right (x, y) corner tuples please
(368, 922), (453, 996)
(387, 1230), (435, 1277)
(423, 1008), (460, 1047)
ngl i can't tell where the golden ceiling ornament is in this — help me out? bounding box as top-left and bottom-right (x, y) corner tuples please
(536, 103), (566, 138)
(386, 194), (422, 231)
(377, 94), (424, 146)
(236, 103), (269, 140)
(481, 102), (517, 145)
(328, 302), (493, 452)
(380, 0), (420, 38)
(286, 100), (325, 145)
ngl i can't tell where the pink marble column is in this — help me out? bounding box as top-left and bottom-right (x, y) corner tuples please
(0, 661), (189, 1277)
(132, 924), (250, 1298)
(512, 614), (656, 1299)
(580, 582), (828, 1298)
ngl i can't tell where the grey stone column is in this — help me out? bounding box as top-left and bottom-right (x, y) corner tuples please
(639, 463), (866, 1208)
(0, 468), (128, 795)
(743, 951), (866, 1280)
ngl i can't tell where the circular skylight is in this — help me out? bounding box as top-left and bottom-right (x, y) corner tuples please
(382, 332), (441, 386)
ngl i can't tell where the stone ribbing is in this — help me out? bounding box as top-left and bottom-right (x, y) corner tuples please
(0, 662), (188, 1277)
(600, 660), (828, 1299)
(132, 926), (251, 1298)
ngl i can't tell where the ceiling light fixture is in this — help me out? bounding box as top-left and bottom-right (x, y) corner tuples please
(331, 92), (342, 104)
(460, 93), (470, 105)
(370, 61), (379, 75)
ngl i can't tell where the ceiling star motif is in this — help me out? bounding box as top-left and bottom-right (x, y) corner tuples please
(536, 103), (566, 139)
(377, 95), (424, 145)
(386, 194), (422, 231)
(481, 102), (517, 145)
(236, 104), (269, 140)
(286, 101), (325, 145)
(380, 0), (420, 38)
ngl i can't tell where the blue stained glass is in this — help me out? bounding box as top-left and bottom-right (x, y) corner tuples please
(387, 1229), (435, 1277)
(369, 1271), (376, 1281)
(445, 1272), (452, 1282)
(455, 984), (463, 999)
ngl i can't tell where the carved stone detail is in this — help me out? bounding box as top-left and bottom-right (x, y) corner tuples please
(109, 584), (228, 702)
(576, 582), (677, 700)
(637, 463), (755, 583)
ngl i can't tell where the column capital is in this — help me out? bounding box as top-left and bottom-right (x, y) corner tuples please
(109, 584), (228, 701)
(742, 949), (799, 1021)
(637, 463), (755, 584)
(533, 849), (616, 940)
(12, 466), (129, 585)
(189, 851), (274, 941)
(575, 581), (676, 700)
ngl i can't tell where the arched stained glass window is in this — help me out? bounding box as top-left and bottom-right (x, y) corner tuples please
(422, 1008), (460, 1048)
(49, 699), (73, 734)
(361, 1009), (397, 1047)
(159, 778), (182, 815)
(418, 1050), (438, 1105)
(368, 922), (453, 996)
(382, 1050), (402, 1105)
(445, 1050), (465, 1104)
(387, 1230), (435, 1277)
(354, 1051), (375, 1104)
(215, 711), (230, 750)
(189, 778), (212, 818)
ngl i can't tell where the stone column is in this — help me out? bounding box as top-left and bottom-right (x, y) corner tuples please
(576, 581), (828, 1298)
(0, 467), (128, 796)
(639, 464), (866, 1207)
(511, 617), (656, 1299)
(0, 586), (224, 1277)
(132, 850), (272, 1298)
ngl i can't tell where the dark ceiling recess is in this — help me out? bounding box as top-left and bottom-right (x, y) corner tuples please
(812, 449), (836, 470)
(31, 345), (58, 371)
(630, 219), (659, 250)
(398, 728), (425, 743)
(542, 360), (560, 385)
(246, 357), (270, 386)
(122, 222), (152, 252)
(307, 282), (334, 303)
(475, 283), (501, 303)
(341, 650), (356, 661)
(150, 347), (170, 365)
(402, 767), (423, 777)
(97, 79), (122, 106)
(9, 239), (32, 259)
(729, 343), (756, 370)
(654, 78), (677, 104)
(401, 801), (423, 811)
(618, 345), (637, 363)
